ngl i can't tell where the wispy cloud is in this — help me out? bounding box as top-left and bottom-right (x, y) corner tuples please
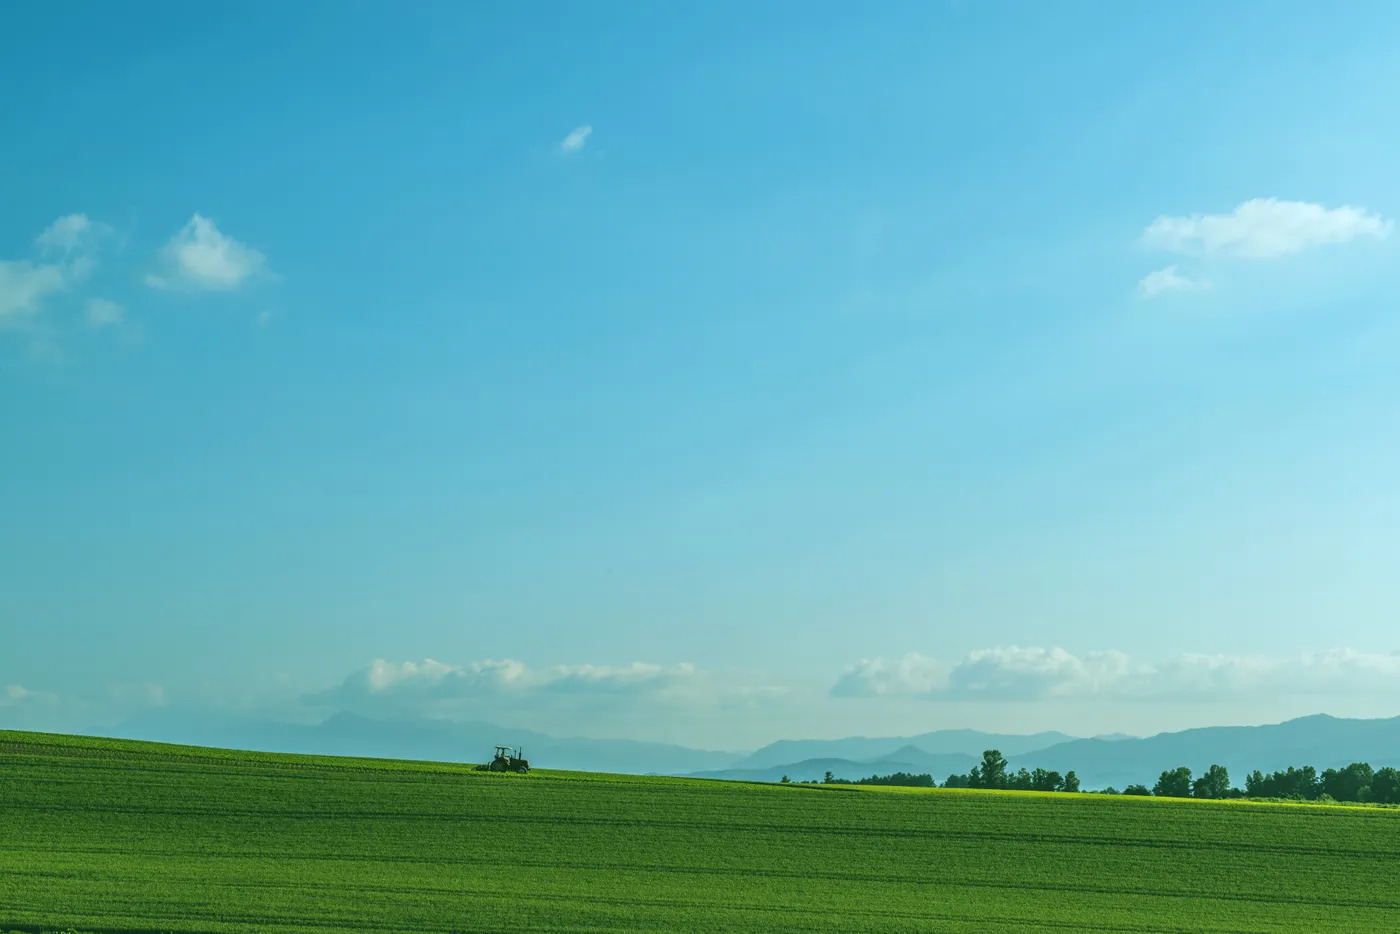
(0, 681), (165, 733)
(0, 260), (67, 321)
(833, 647), (1400, 701)
(36, 213), (110, 256)
(1143, 198), (1392, 259)
(1137, 264), (1204, 299)
(1, 684), (46, 706)
(559, 125), (593, 153)
(85, 297), (125, 327)
(146, 214), (267, 291)
(0, 214), (113, 324)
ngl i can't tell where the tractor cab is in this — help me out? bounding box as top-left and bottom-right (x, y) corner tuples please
(487, 744), (530, 773)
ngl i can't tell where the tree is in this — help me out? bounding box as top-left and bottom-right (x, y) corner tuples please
(947, 760), (1082, 794)
(1322, 763), (1374, 803)
(855, 772), (935, 788)
(1246, 765), (1319, 800)
(1122, 784), (1151, 796)
(1370, 767), (1400, 805)
(1154, 766), (1193, 798)
(780, 775), (790, 784)
(975, 749), (1009, 790)
(1286, 766), (1320, 800)
(823, 770), (835, 785)
(1192, 764), (1230, 800)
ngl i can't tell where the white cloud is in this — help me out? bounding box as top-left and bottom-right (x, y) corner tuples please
(364, 658), (453, 690)
(1, 213), (114, 325)
(1147, 653), (1277, 697)
(1143, 198), (1392, 259)
(313, 657), (700, 706)
(947, 646), (1137, 699)
(36, 213), (104, 255)
(148, 214), (267, 291)
(370, 657), (527, 696)
(1137, 264), (1204, 299)
(85, 297), (125, 327)
(1, 684), (40, 706)
(560, 125), (593, 153)
(830, 654), (950, 697)
(832, 647), (1400, 701)
(304, 657), (782, 725)
(0, 260), (67, 320)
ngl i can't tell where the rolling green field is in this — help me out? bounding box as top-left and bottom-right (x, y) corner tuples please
(3, 730), (1399, 933)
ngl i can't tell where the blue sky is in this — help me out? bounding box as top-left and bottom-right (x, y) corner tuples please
(4, 1), (1400, 749)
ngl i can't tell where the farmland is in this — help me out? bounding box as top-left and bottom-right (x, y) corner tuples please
(3, 730), (1399, 933)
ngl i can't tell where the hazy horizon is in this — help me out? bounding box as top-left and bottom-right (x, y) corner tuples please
(9, 676), (1398, 752)
(6, 1), (1400, 752)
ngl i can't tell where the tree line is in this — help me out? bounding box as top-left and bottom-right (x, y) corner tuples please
(941, 750), (1081, 792)
(779, 750), (1400, 804)
(781, 771), (937, 787)
(778, 751), (1080, 791)
(1151, 762), (1399, 803)
(949, 749), (1399, 803)
(1107, 761), (1400, 803)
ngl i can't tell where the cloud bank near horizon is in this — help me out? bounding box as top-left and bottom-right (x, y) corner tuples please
(831, 647), (1400, 701)
(302, 656), (786, 724)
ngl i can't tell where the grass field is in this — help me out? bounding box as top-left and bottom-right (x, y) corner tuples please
(3, 730), (1399, 933)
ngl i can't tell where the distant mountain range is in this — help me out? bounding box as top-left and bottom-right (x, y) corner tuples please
(691, 730), (1079, 784)
(688, 715), (1400, 788)
(733, 729), (1077, 770)
(687, 748), (982, 784)
(1003, 714), (1400, 789)
(92, 709), (1400, 791)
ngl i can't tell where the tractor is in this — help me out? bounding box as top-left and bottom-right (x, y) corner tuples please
(486, 744), (530, 773)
